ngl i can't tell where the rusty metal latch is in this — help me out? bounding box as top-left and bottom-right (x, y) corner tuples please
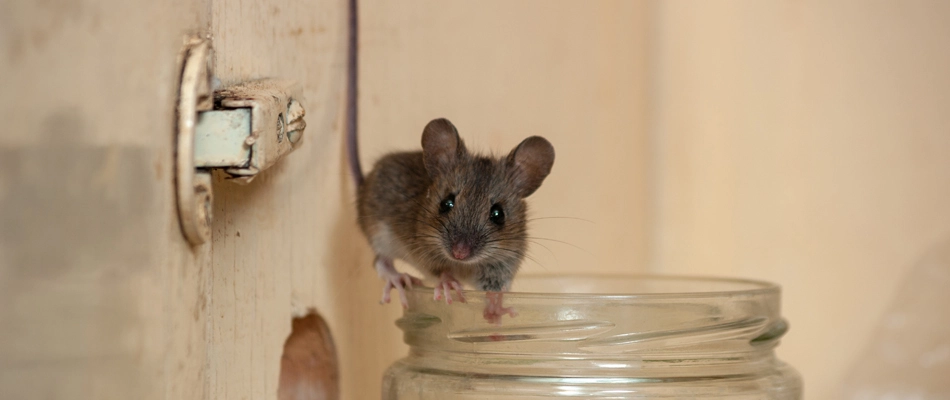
(175, 37), (306, 246)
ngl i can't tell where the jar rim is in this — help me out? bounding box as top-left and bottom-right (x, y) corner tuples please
(412, 273), (779, 300)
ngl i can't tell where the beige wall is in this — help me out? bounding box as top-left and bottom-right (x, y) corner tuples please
(2, 1), (948, 399)
(650, 2), (950, 398)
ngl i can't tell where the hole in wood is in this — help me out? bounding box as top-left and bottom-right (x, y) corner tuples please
(278, 309), (340, 400)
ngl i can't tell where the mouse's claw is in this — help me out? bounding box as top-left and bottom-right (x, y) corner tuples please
(433, 272), (466, 304)
(381, 272), (423, 309)
(483, 291), (517, 325)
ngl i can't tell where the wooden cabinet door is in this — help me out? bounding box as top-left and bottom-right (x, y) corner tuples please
(1, 1), (214, 399)
(0, 0), (378, 399)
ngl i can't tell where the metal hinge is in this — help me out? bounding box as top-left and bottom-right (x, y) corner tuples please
(175, 37), (306, 245)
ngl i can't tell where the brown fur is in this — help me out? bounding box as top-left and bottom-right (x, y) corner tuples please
(356, 119), (554, 291)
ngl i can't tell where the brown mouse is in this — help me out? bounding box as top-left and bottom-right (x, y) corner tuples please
(344, 3), (554, 316)
(352, 118), (554, 312)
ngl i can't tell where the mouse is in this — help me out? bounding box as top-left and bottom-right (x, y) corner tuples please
(344, 1), (555, 318)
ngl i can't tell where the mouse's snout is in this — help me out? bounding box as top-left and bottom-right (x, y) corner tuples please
(451, 242), (471, 260)
(445, 231), (483, 262)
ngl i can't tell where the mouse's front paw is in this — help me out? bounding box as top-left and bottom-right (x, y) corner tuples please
(483, 291), (517, 325)
(433, 272), (466, 304)
(381, 273), (423, 309)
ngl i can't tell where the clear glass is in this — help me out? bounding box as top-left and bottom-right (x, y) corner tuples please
(383, 275), (802, 399)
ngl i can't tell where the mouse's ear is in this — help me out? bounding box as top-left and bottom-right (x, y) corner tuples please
(422, 118), (466, 178)
(506, 136), (555, 198)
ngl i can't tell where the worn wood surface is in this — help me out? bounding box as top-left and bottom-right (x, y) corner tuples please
(0, 0), (212, 399)
(208, 1), (385, 399)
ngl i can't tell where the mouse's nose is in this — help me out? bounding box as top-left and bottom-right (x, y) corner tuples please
(451, 242), (471, 260)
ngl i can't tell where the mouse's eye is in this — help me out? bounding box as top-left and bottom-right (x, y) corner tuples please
(489, 204), (505, 225)
(439, 194), (455, 214)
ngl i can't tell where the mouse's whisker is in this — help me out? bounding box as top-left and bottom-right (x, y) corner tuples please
(523, 239), (556, 258)
(483, 232), (529, 242)
(524, 236), (593, 256)
(411, 243), (447, 266)
(523, 216), (596, 224)
(519, 249), (551, 272)
(488, 246), (542, 268)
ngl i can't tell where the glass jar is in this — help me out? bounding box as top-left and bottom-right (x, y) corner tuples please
(383, 275), (802, 399)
